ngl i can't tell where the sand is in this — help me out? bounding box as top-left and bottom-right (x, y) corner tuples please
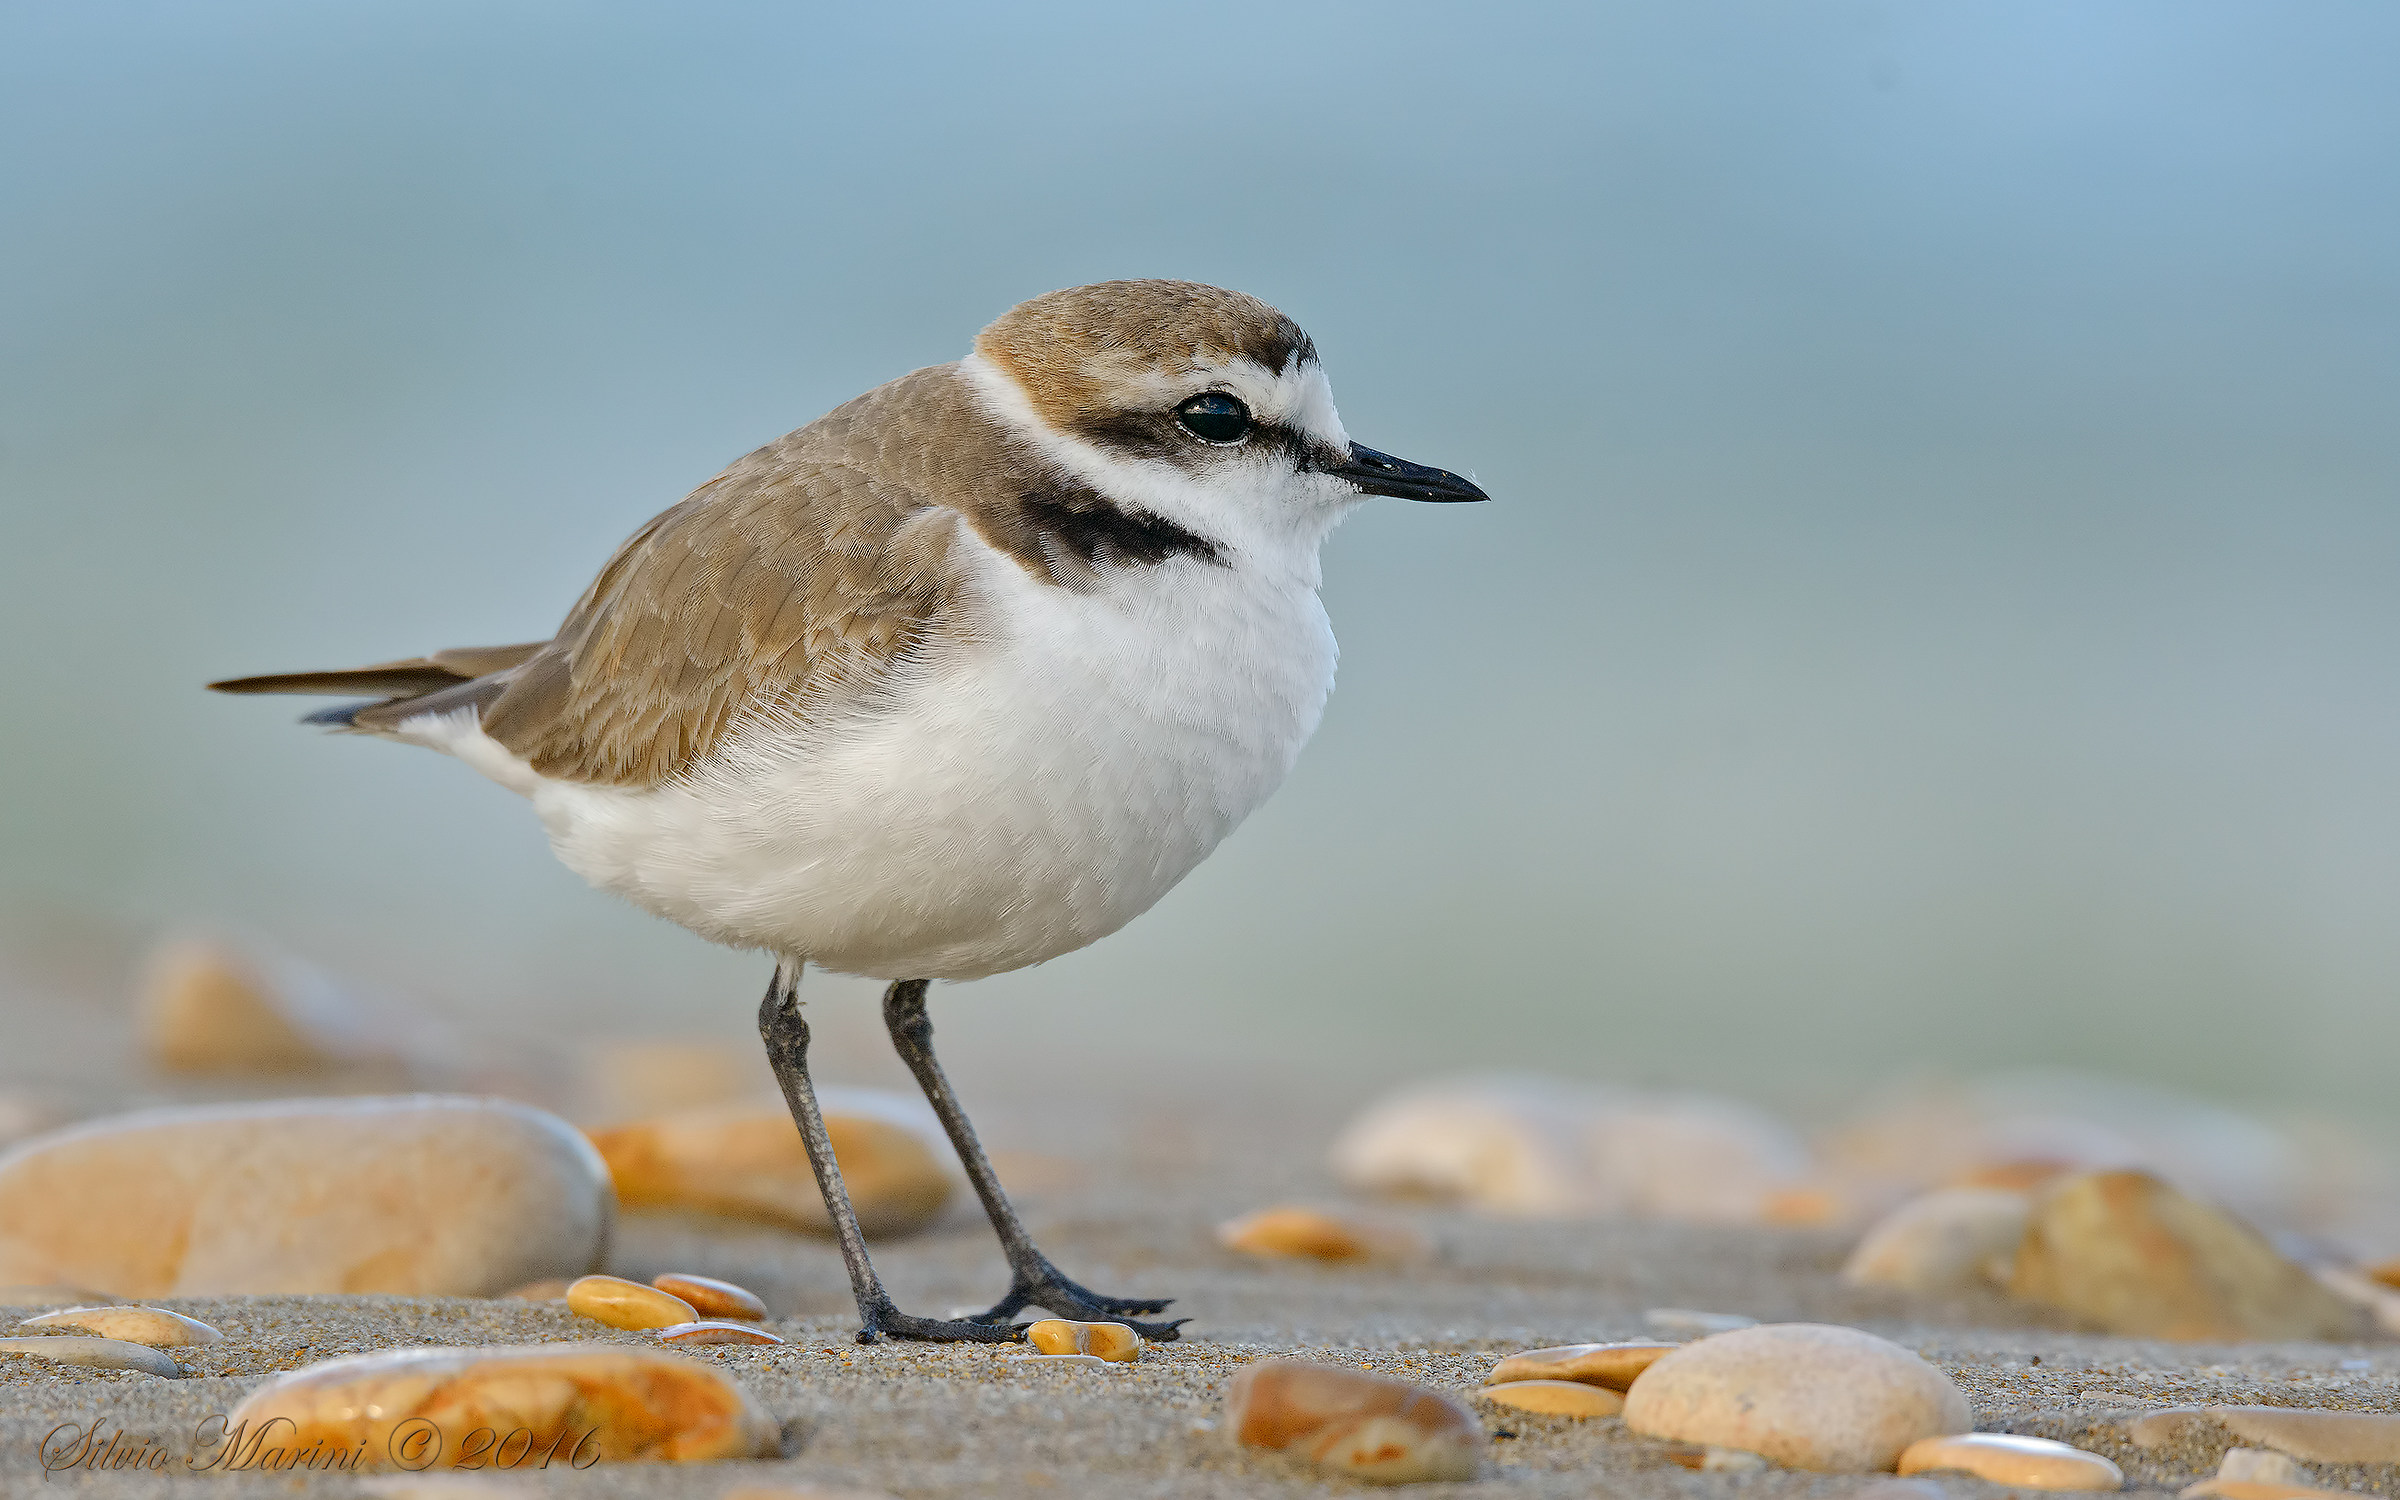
(1, 1087), (2397, 1497)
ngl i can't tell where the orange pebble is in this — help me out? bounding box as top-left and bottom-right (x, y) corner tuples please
(651, 1272), (768, 1321)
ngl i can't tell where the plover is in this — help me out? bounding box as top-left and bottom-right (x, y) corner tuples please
(212, 279), (1487, 1342)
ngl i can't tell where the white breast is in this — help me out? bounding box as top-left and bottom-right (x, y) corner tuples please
(499, 528), (1338, 980)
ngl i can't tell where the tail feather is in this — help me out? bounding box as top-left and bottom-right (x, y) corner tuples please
(210, 641), (550, 729)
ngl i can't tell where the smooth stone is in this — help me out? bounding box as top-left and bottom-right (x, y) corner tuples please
(587, 1096), (950, 1238)
(141, 939), (342, 1073)
(1897, 1432), (2124, 1490)
(20, 1304), (221, 1346)
(1645, 1308), (1758, 1337)
(2181, 1483), (2362, 1500)
(1662, 1443), (1772, 1472)
(1025, 1318), (1141, 1362)
(1486, 1341), (1675, 1390)
(1215, 1206), (1429, 1264)
(656, 1319), (784, 1346)
(2128, 1408), (2216, 1449)
(2219, 1449), (2308, 1485)
(0, 1096), (610, 1296)
(0, 1334), (183, 1376)
(225, 1343), (779, 1467)
(1847, 1481), (1955, 1500)
(1842, 1188), (2031, 1293)
(1225, 1358), (1482, 1484)
(651, 1271), (767, 1320)
(1478, 1379), (1624, 1417)
(139, 938), (407, 1075)
(1330, 1076), (1810, 1222)
(2206, 1406), (2400, 1465)
(356, 1479), (540, 1500)
(567, 1274), (697, 1331)
(2008, 1171), (2368, 1342)
(1621, 1323), (1971, 1473)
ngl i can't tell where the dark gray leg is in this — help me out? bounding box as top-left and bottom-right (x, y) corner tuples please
(881, 978), (1188, 1340)
(758, 961), (1021, 1344)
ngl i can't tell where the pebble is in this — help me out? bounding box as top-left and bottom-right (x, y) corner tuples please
(2181, 1482), (2362, 1500)
(0, 1334), (183, 1376)
(225, 1343), (780, 1466)
(19, 1304), (221, 1346)
(1224, 1358), (1483, 1484)
(1485, 1341), (1676, 1390)
(358, 1479), (540, 1500)
(1663, 1443), (1772, 1472)
(1216, 1206), (1430, 1264)
(1896, 1432), (2124, 1490)
(2204, 1406), (2400, 1465)
(1478, 1379), (1624, 1417)
(656, 1319), (785, 1346)
(139, 938), (397, 1074)
(567, 1274), (698, 1331)
(1330, 1077), (1811, 1221)
(651, 1271), (768, 1320)
(2219, 1449), (2309, 1485)
(1025, 1318), (1142, 1362)
(0, 1096), (610, 1297)
(1645, 1308), (1757, 1337)
(587, 1096), (951, 1237)
(1842, 1188), (2032, 1293)
(1621, 1322), (1971, 1473)
(2008, 1171), (2367, 1341)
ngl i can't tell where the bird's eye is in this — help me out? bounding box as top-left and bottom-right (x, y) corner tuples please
(1174, 392), (1251, 445)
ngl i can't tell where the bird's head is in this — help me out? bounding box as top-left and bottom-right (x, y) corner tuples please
(963, 279), (1486, 555)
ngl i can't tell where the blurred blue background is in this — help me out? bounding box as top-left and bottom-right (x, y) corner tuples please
(3, 2), (2395, 1108)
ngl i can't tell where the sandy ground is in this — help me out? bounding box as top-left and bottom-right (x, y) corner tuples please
(2, 1085), (2398, 1499)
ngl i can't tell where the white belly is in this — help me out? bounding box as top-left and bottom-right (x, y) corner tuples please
(489, 539), (1336, 980)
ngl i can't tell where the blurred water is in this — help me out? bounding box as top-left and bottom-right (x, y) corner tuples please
(2, 2), (2395, 1110)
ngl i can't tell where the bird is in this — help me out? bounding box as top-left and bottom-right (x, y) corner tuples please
(211, 279), (1487, 1343)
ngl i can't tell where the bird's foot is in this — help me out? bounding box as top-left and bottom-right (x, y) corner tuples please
(856, 1301), (1029, 1345)
(969, 1263), (1187, 1341)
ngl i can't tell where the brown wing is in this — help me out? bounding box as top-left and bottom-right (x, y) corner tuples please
(457, 368), (974, 787)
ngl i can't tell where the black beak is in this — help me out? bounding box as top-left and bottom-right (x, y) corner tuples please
(1323, 442), (1491, 503)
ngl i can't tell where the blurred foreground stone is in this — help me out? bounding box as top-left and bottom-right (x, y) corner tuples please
(1621, 1323), (1971, 1473)
(1224, 1358), (1482, 1484)
(2008, 1170), (2366, 1341)
(0, 1096), (610, 1295)
(1330, 1076), (1809, 1222)
(225, 1343), (780, 1468)
(589, 1093), (950, 1237)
